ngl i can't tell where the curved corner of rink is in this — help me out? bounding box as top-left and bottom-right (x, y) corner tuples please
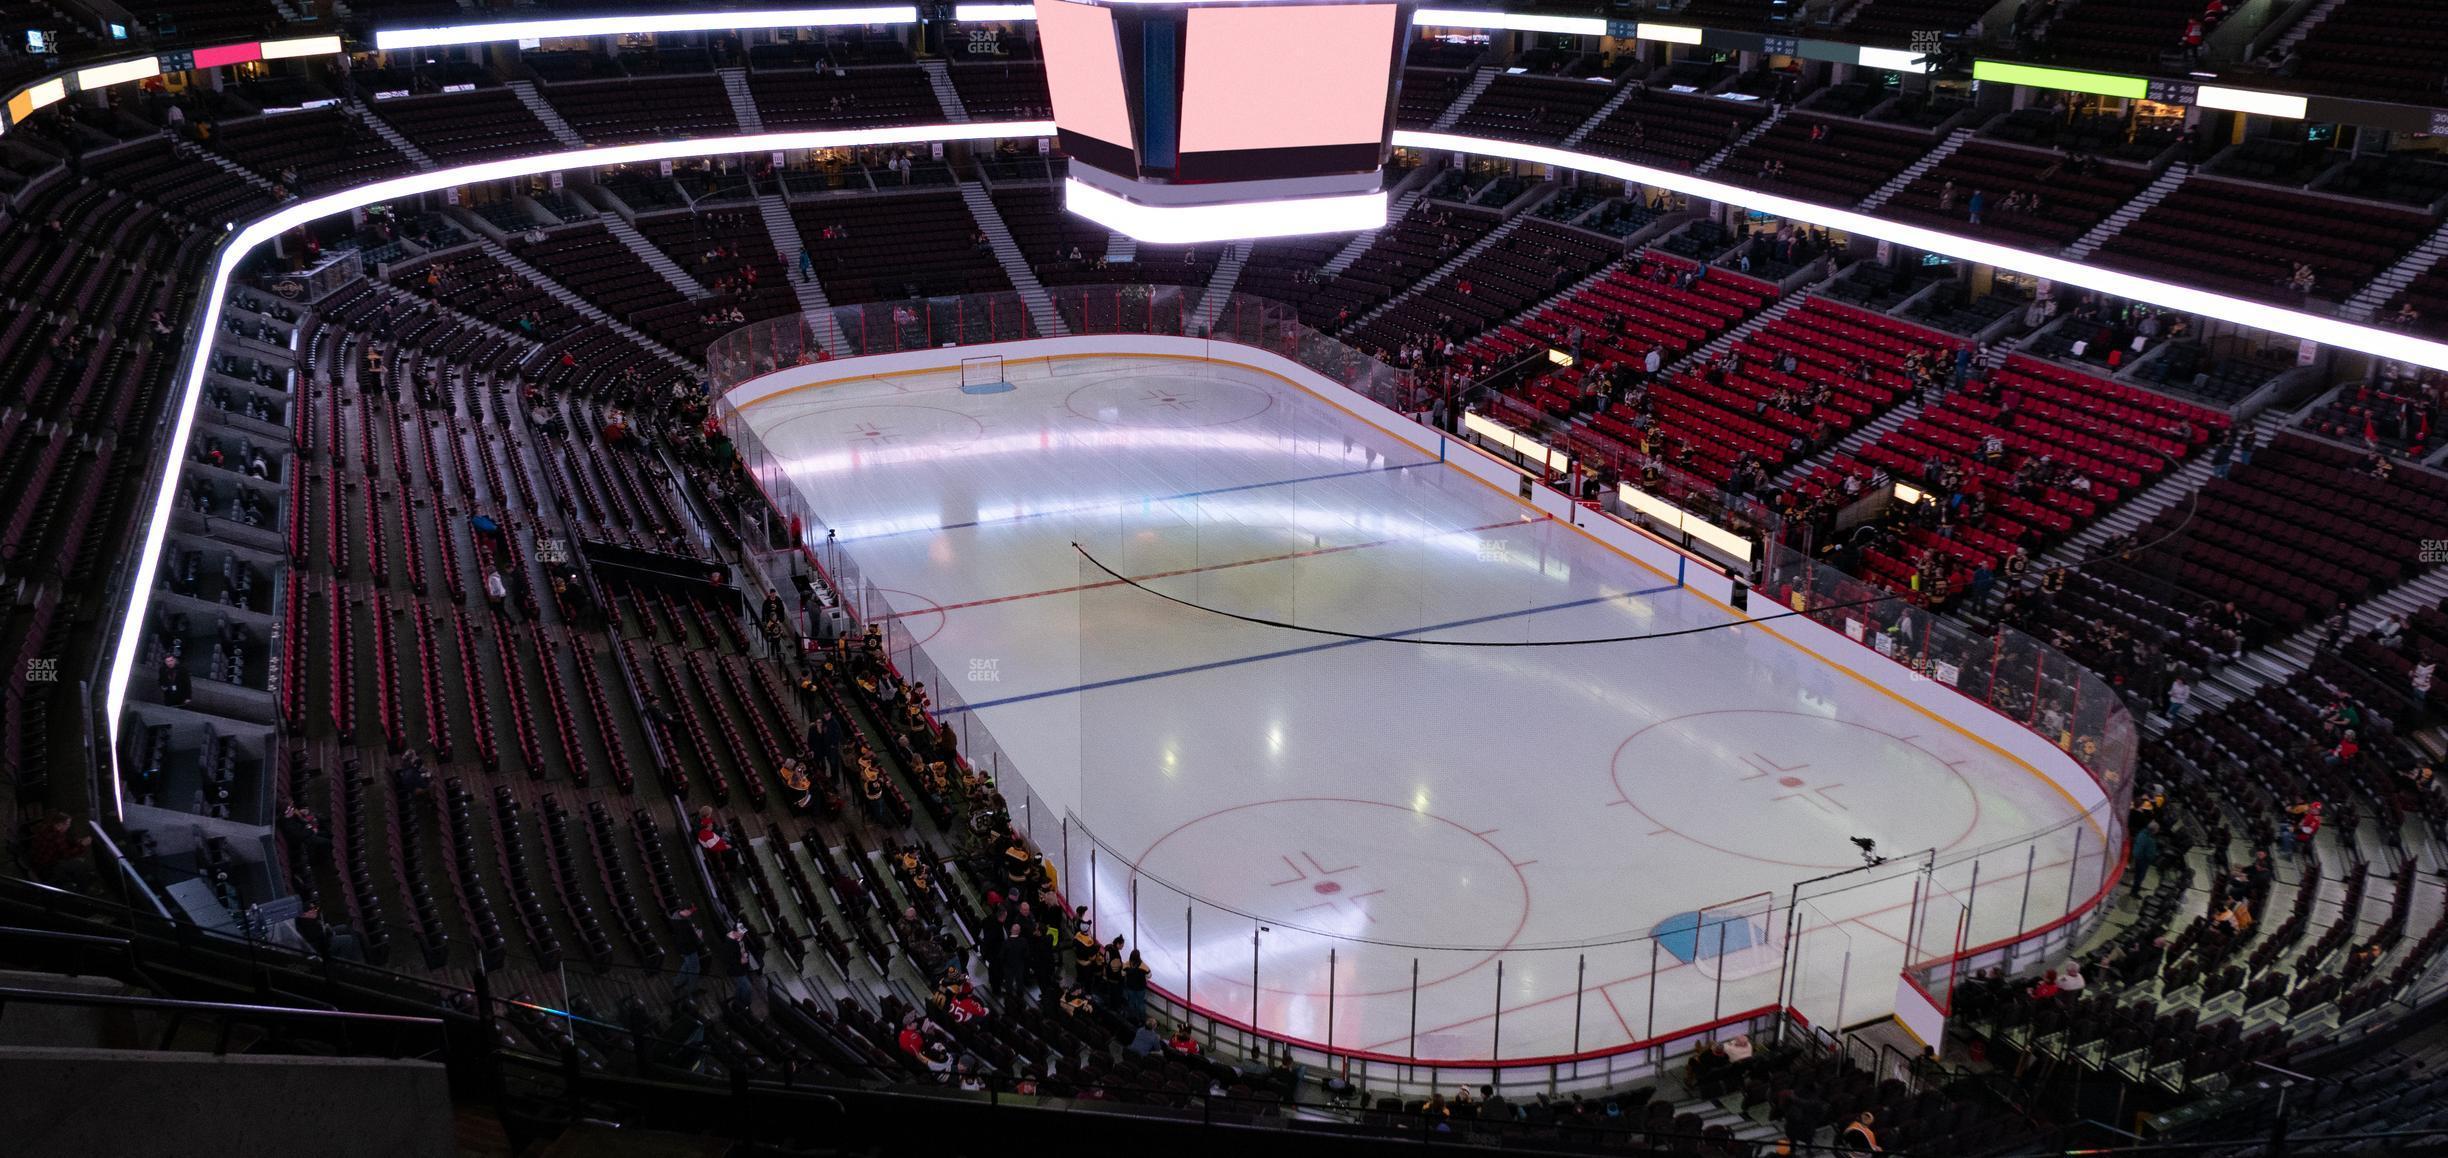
(723, 334), (2116, 1085)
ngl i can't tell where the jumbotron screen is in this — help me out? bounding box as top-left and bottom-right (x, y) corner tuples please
(1036, 0), (1404, 183)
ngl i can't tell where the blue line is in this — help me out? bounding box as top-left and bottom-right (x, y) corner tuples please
(938, 581), (1681, 715)
(837, 458), (1440, 543)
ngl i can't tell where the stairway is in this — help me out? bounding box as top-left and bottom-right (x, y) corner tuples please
(959, 183), (1064, 337)
(2262, 0), (2351, 63)
(1687, 290), (1807, 370)
(2063, 163), (2189, 260)
(1186, 240), (1254, 335)
(507, 80), (586, 149)
(1560, 79), (1644, 149)
(718, 67), (764, 134)
(1319, 189), (1418, 276)
(920, 60), (970, 123)
(756, 194), (847, 356)
(188, 145), (287, 194)
(475, 235), (696, 371)
(597, 213), (710, 299)
(346, 101), (434, 169)
(2243, 550), (2448, 690)
(1432, 68), (1499, 131)
(1694, 105), (1790, 176)
(1347, 212), (1533, 331)
(1779, 394), (1923, 488)
(1858, 127), (1972, 212)
(2343, 219), (2448, 321)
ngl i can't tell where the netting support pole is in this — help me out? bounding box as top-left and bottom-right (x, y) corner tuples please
(1185, 906), (1194, 1018)
(1327, 947), (1337, 1054)
(1963, 861), (1983, 952)
(2067, 825), (2085, 915)
(1835, 949), (1852, 1038)
(1492, 958), (1504, 1061)
(1712, 920), (1729, 1020)
(1130, 876), (1138, 951)
(1250, 927), (1263, 1050)
(1646, 938), (1659, 1039)
(1089, 848), (1098, 941)
(1571, 954), (1585, 1056)
(1407, 958), (1420, 1069)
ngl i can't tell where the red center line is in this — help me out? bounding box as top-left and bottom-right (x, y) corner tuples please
(877, 516), (1533, 620)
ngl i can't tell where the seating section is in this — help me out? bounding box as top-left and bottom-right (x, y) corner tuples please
(1346, 220), (1619, 354)
(1395, 67), (1470, 129)
(1801, 353), (2225, 603)
(541, 76), (739, 145)
(2286, 0), (2448, 103)
(1883, 144), (2155, 251)
(371, 90), (563, 164)
(2092, 181), (2439, 305)
(1847, 0), (1998, 39)
(391, 248), (587, 343)
(2038, 0), (2206, 65)
(1450, 74), (1618, 146)
(791, 192), (1012, 303)
(207, 109), (413, 194)
(2112, 434), (2448, 638)
(512, 223), (726, 355)
(749, 66), (942, 131)
(2381, 250), (2448, 343)
(1284, 202), (1500, 331)
(2298, 369), (2445, 460)
(987, 185), (1217, 289)
(1576, 89), (1766, 172)
(1721, 117), (1940, 208)
(632, 206), (799, 324)
(947, 61), (1049, 120)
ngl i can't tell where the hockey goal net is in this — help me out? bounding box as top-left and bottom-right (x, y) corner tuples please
(960, 354), (1005, 390)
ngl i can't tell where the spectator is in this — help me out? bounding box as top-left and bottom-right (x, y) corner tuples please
(279, 802), (334, 863)
(158, 653), (191, 707)
(2166, 676), (2191, 722)
(2129, 821), (2160, 895)
(724, 924), (760, 1007)
(668, 906), (707, 997)
(27, 812), (95, 891)
(1839, 1111), (1881, 1153)
(695, 806), (733, 858)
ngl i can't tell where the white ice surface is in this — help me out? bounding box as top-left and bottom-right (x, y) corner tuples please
(742, 355), (2096, 1061)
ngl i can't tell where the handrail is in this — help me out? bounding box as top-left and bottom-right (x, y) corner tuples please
(0, 984), (445, 1027)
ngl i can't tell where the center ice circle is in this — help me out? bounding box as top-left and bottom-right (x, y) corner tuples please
(1609, 711), (1983, 870)
(1132, 797), (1530, 993)
(1063, 373), (1275, 428)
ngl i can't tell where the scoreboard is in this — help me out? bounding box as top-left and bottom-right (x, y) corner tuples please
(1037, 0), (1409, 242)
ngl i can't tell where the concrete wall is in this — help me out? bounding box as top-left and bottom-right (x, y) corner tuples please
(0, 1047), (455, 1157)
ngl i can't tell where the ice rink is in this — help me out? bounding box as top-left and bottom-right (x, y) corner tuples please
(737, 353), (2097, 1062)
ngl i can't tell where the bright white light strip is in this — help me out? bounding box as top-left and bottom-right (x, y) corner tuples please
(1465, 411), (1570, 473)
(2196, 84), (2308, 120)
(373, 8), (915, 49)
(259, 34), (343, 60)
(76, 57), (161, 90)
(1636, 22), (1704, 45)
(1414, 8), (1606, 34)
(19, 77), (67, 114)
(1856, 46), (1935, 74)
(1063, 178), (1386, 244)
(956, 2), (1037, 17)
(1394, 130), (2448, 372)
(100, 119), (1053, 820)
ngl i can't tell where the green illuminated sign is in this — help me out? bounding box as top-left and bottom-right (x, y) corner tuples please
(1970, 61), (2148, 100)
